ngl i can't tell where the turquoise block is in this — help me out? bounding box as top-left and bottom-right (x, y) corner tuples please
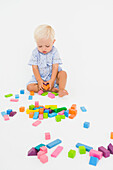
(89, 156), (99, 166)
(44, 109), (49, 113)
(46, 139), (62, 149)
(48, 112), (57, 118)
(80, 106), (87, 112)
(28, 95), (33, 100)
(64, 110), (69, 117)
(35, 144), (45, 151)
(33, 112), (39, 119)
(1, 111), (6, 116)
(83, 122), (90, 128)
(76, 143), (93, 152)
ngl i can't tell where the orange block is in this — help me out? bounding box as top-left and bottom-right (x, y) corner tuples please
(69, 114), (76, 119)
(69, 109), (77, 116)
(19, 107), (25, 112)
(30, 91), (34, 96)
(71, 104), (77, 110)
(29, 112), (34, 118)
(43, 84), (50, 91)
(111, 132), (113, 139)
(39, 108), (44, 114)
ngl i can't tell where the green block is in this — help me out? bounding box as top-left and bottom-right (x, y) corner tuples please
(50, 106), (57, 110)
(55, 115), (61, 122)
(35, 144), (45, 151)
(51, 92), (58, 96)
(68, 149), (76, 158)
(54, 107), (67, 113)
(60, 115), (65, 119)
(43, 112), (48, 119)
(29, 104), (35, 110)
(79, 146), (86, 154)
(4, 94), (13, 98)
(41, 92), (48, 96)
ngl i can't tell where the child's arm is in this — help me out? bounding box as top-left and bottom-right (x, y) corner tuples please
(32, 65), (43, 90)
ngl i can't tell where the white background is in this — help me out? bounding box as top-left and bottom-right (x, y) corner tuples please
(0, 0), (113, 170)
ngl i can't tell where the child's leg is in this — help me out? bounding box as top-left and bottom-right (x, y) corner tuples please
(27, 83), (39, 93)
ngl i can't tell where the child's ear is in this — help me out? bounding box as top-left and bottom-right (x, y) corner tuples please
(53, 39), (56, 44)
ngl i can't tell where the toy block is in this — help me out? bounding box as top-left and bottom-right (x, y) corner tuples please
(48, 112), (57, 118)
(7, 109), (12, 115)
(69, 109), (77, 115)
(33, 112), (39, 119)
(32, 120), (41, 126)
(35, 144), (45, 151)
(64, 110), (69, 117)
(48, 109), (53, 113)
(10, 99), (19, 102)
(45, 105), (50, 109)
(29, 112), (34, 118)
(89, 156), (99, 166)
(83, 122), (90, 128)
(80, 106), (87, 112)
(43, 83), (50, 91)
(5, 94), (13, 98)
(79, 146), (86, 154)
(40, 154), (48, 164)
(20, 90), (24, 94)
(9, 111), (17, 117)
(41, 92), (48, 96)
(26, 109), (30, 114)
(37, 151), (45, 159)
(28, 95), (33, 100)
(45, 132), (51, 140)
(51, 146), (63, 158)
(35, 101), (39, 107)
(43, 113), (48, 119)
(71, 104), (77, 110)
(44, 109), (49, 113)
(43, 82), (49, 85)
(98, 146), (110, 158)
(108, 143), (113, 154)
(4, 115), (9, 121)
(15, 94), (19, 99)
(110, 132), (113, 139)
(58, 110), (64, 115)
(68, 149), (76, 158)
(46, 139), (62, 149)
(40, 146), (48, 154)
(19, 107), (25, 112)
(39, 108), (44, 114)
(38, 90), (43, 95)
(76, 143), (93, 152)
(28, 147), (38, 156)
(69, 114), (76, 119)
(50, 106), (56, 110)
(51, 92), (58, 96)
(60, 115), (65, 119)
(30, 91), (34, 96)
(49, 105), (57, 108)
(48, 93), (55, 99)
(1, 111), (6, 116)
(39, 114), (43, 120)
(54, 107), (67, 113)
(55, 115), (61, 122)
(29, 105), (35, 110)
(89, 149), (103, 159)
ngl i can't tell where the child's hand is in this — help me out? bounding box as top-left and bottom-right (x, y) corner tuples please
(38, 79), (44, 90)
(46, 79), (54, 90)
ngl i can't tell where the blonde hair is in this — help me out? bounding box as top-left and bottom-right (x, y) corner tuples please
(34, 24), (55, 42)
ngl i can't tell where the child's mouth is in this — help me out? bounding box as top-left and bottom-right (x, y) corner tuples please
(43, 51), (47, 53)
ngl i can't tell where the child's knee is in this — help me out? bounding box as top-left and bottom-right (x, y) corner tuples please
(60, 70), (67, 78)
(27, 84), (33, 91)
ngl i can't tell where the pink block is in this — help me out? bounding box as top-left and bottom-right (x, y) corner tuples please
(4, 115), (10, 121)
(40, 146), (48, 154)
(48, 93), (55, 99)
(45, 132), (51, 140)
(58, 110), (65, 115)
(89, 149), (103, 160)
(10, 98), (19, 102)
(40, 154), (48, 164)
(51, 146), (63, 158)
(35, 101), (39, 107)
(38, 90), (43, 95)
(39, 114), (43, 120)
(32, 120), (41, 126)
(37, 151), (45, 159)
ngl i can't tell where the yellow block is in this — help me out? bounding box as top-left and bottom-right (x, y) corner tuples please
(45, 105), (57, 109)
(26, 109), (39, 114)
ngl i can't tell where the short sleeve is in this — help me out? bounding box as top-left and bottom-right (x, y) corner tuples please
(28, 48), (39, 66)
(52, 47), (62, 65)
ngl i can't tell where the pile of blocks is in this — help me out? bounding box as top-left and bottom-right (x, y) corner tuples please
(1, 109), (17, 121)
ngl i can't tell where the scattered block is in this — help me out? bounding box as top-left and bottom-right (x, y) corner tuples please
(28, 147), (38, 156)
(64, 110), (69, 117)
(39, 114), (43, 120)
(33, 112), (39, 119)
(43, 112), (48, 119)
(48, 93), (55, 99)
(1, 111), (6, 116)
(110, 132), (113, 139)
(38, 90), (43, 95)
(4, 115), (10, 121)
(89, 156), (99, 166)
(15, 94), (19, 99)
(28, 95), (33, 100)
(80, 106), (87, 112)
(55, 115), (61, 122)
(60, 115), (65, 119)
(58, 110), (64, 115)
(30, 91), (34, 96)
(32, 120), (41, 126)
(79, 146), (86, 154)
(54, 107), (67, 113)
(98, 146), (110, 158)
(41, 92), (48, 96)
(69, 109), (77, 115)
(48, 112), (57, 118)
(83, 122), (90, 128)
(29, 112), (34, 118)
(10, 99), (19, 102)
(40, 154), (48, 164)
(37, 151), (45, 159)
(35, 144), (45, 151)
(76, 143), (93, 152)
(51, 146), (63, 158)
(89, 149), (103, 160)
(7, 109), (12, 115)
(19, 107), (25, 112)
(46, 139), (62, 149)
(69, 114), (76, 119)
(9, 111), (17, 117)
(51, 92), (58, 96)
(5, 94), (13, 98)
(20, 90), (24, 94)
(68, 149), (76, 158)
(43, 83), (50, 91)
(40, 146), (48, 154)
(71, 104), (77, 110)
(45, 132), (51, 140)
(108, 143), (113, 154)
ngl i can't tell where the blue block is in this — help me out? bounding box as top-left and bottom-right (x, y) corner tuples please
(33, 112), (39, 119)
(46, 139), (62, 149)
(1, 111), (6, 116)
(64, 110), (69, 117)
(80, 106), (87, 112)
(15, 94), (19, 99)
(48, 112), (57, 118)
(83, 122), (90, 128)
(44, 109), (49, 113)
(37, 106), (43, 109)
(35, 144), (45, 151)
(7, 109), (12, 115)
(33, 108), (38, 110)
(20, 89), (24, 94)
(89, 156), (99, 166)
(28, 95), (33, 100)
(76, 143), (93, 152)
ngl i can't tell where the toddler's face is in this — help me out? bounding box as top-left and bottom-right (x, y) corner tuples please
(37, 38), (55, 54)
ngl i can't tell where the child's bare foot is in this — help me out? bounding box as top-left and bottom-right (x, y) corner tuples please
(51, 87), (59, 93)
(58, 89), (69, 97)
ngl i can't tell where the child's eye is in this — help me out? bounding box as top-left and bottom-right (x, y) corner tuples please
(38, 46), (42, 48)
(46, 45), (50, 48)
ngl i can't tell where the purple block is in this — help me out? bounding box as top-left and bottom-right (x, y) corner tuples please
(9, 111), (17, 117)
(108, 143), (113, 154)
(28, 147), (38, 156)
(98, 146), (110, 158)
(44, 108), (53, 113)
